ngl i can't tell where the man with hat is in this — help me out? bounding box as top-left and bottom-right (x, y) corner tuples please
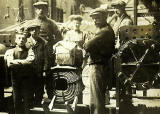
(111, 0), (133, 48)
(84, 7), (115, 114)
(4, 28), (35, 114)
(32, 1), (63, 99)
(26, 23), (47, 106)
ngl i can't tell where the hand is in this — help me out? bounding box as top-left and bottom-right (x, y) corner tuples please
(43, 72), (46, 77)
(8, 60), (20, 67)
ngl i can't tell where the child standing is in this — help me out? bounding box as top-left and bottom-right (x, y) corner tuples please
(4, 28), (35, 114)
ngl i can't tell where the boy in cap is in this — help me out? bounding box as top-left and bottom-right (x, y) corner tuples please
(111, 0), (133, 48)
(26, 23), (47, 106)
(4, 28), (35, 114)
(84, 7), (115, 114)
(32, 1), (63, 99)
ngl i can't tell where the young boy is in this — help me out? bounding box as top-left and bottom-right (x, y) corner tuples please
(4, 28), (35, 114)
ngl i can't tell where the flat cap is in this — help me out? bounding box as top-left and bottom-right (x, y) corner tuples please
(33, 1), (48, 7)
(15, 27), (28, 35)
(111, 1), (126, 8)
(90, 7), (107, 16)
(26, 23), (41, 31)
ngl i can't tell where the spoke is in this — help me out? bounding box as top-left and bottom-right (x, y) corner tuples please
(139, 49), (149, 63)
(129, 49), (149, 80)
(129, 47), (138, 62)
(141, 63), (160, 66)
(122, 62), (159, 66)
(130, 65), (139, 78)
(121, 62), (137, 66)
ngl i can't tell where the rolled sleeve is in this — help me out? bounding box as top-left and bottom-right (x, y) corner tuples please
(4, 49), (14, 67)
(20, 48), (35, 65)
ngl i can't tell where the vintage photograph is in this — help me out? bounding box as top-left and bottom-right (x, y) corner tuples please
(0, 0), (160, 114)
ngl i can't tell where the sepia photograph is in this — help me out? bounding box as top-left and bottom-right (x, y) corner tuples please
(0, 0), (160, 114)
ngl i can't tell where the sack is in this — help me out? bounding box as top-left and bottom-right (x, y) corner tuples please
(75, 48), (83, 67)
(54, 41), (83, 66)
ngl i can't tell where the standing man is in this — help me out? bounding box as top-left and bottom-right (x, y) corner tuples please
(111, 1), (133, 48)
(32, 1), (63, 99)
(26, 23), (47, 106)
(84, 8), (115, 114)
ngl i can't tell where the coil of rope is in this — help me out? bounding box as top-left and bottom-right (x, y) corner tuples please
(52, 71), (83, 103)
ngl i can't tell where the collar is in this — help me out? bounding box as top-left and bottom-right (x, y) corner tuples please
(74, 29), (82, 33)
(118, 13), (127, 20)
(36, 15), (47, 21)
(15, 45), (27, 51)
(99, 22), (109, 29)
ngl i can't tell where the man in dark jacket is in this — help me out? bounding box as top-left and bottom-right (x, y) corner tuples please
(32, 1), (63, 99)
(26, 23), (47, 106)
(84, 7), (115, 114)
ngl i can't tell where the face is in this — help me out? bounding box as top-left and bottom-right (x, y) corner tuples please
(91, 13), (106, 27)
(29, 28), (40, 39)
(115, 7), (124, 16)
(72, 20), (81, 31)
(35, 6), (48, 18)
(15, 34), (27, 47)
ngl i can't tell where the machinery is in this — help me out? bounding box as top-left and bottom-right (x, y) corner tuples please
(114, 25), (160, 114)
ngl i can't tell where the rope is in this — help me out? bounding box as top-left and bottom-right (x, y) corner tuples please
(52, 71), (83, 103)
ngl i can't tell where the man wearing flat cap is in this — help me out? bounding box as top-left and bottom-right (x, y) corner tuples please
(32, 1), (63, 100)
(84, 7), (115, 114)
(111, 0), (133, 48)
(26, 23), (47, 106)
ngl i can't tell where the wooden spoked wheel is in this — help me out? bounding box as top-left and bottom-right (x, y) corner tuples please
(116, 38), (160, 89)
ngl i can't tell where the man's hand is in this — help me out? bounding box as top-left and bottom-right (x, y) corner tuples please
(43, 71), (46, 77)
(8, 60), (22, 67)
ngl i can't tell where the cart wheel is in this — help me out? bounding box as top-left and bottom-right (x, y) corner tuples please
(115, 38), (160, 89)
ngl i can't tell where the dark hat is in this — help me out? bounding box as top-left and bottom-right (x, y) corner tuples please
(26, 23), (41, 31)
(111, 1), (126, 8)
(90, 7), (107, 16)
(15, 27), (28, 35)
(33, 1), (48, 7)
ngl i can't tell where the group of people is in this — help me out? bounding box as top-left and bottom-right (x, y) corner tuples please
(5, 1), (62, 114)
(4, 1), (133, 114)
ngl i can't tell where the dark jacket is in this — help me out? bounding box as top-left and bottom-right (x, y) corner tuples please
(33, 16), (63, 68)
(84, 23), (115, 64)
(31, 38), (47, 77)
(33, 17), (62, 43)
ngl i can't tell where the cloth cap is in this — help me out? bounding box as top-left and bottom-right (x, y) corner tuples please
(15, 27), (28, 35)
(26, 23), (41, 31)
(90, 7), (107, 16)
(111, 1), (126, 8)
(33, 1), (48, 7)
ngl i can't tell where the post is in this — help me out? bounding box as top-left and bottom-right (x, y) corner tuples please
(133, 0), (138, 25)
(48, 0), (56, 20)
(17, 0), (25, 22)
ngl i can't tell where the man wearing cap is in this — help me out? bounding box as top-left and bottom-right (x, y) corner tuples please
(4, 28), (35, 114)
(111, 0), (133, 48)
(32, 1), (63, 99)
(26, 23), (47, 106)
(84, 7), (115, 114)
